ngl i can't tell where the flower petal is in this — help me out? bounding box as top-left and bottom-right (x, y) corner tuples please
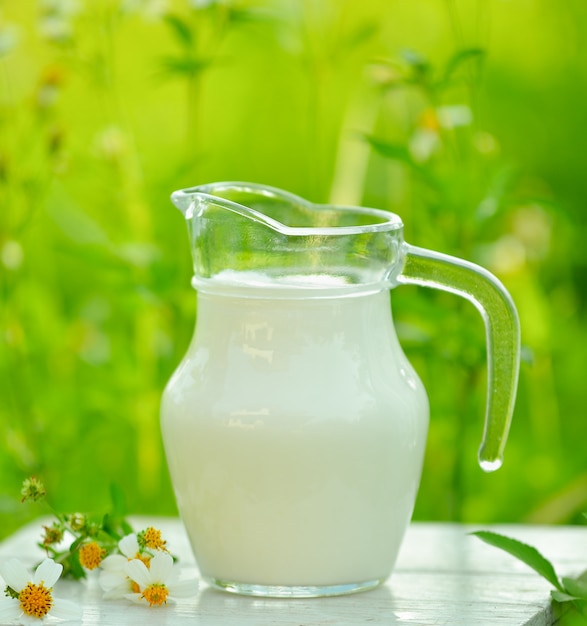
(0, 597), (22, 621)
(123, 592), (144, 604)
(119, 534), (139, 558)
(99, 568), (128, 593)
(0, 558), (30, 591)
(51, 598), (83, 621)
(124, 559), (151, 589)
(148, 553), (173, 583)
(33, 558), (62, 588)
(100, 554), (127, 572)
(103, 585), (132, 600)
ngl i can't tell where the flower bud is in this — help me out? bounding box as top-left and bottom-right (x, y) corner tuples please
(20, 477), (46, 503)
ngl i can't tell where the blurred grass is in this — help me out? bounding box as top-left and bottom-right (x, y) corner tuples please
(1, 0), (587, 539)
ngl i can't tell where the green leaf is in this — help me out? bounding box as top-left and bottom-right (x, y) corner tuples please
(227, 7), (274, 25)
(160, 55), (210, 77)
(563, 576), (587, 600)
(65, 550), (85, 580)
(552, 590), (581, 603)
(441, 47), (485, 84)
(95, 528), (115, 544)
(47, 200), (110, 246)
(69, 536), (84, 552)
(121, 519), (134, 535)
(552, 594), (587, 622)
(101, 513), (128, 542)
(109, 483), (127, 517)
(365, 136), (412, 163)
(339, 22), (378, 54)
(475, 164), (520, 222)
(471, 531), (563, 591)
(363, 135), (440, 190)
(164, 14), (193, 48)
(400, 48), (430, 79)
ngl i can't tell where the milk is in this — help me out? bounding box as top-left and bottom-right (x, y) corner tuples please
(161, 285), (429, 594)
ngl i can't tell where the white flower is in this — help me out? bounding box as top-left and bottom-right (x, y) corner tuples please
(40, 0), (80, 16)
(98, 533), (142, 598)
(436, 104), (473, 129)
(99, 531), (197, 604)
(0, 24), (19, 57)
(189, 0), (231, 8)
(38, 0), (81, 42)
(409, 128), (440, 163)
(0, 558), (81, 625)
(1, 240), (23, 270)
(124, 552), (198, 606)
(118, 533), (141, 558)
(121, 0), (169, 19)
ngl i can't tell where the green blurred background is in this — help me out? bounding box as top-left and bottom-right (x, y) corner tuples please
(1, 0), (586, 539)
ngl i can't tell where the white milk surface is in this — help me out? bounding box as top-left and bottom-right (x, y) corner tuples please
(161, 286), (429, 589)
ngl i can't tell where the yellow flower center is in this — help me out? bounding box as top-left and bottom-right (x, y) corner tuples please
(130, 580), (141, 594)
(133, 552), (152, 568)
(141, 583), (168, 607)
(142, 527), (167, 551)
(79, 542), (106, 570)
(19, 582), (53, 618)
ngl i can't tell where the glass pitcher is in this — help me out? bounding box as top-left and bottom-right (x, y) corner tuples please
(161, 181), (520, 598)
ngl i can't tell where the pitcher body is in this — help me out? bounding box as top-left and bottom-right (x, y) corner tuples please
(162, 286), (428, 595)
(162, 182), (520, 598)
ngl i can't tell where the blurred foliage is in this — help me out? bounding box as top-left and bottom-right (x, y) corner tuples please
(1, 0), (587, 539)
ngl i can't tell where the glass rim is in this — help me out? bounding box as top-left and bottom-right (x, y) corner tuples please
(171, 181), (404, 236)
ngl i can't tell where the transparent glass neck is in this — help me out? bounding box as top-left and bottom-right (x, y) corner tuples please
(171, 182), (404, 294)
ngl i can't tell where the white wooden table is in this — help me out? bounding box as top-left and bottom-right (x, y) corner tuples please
(0, 517), (584, 625)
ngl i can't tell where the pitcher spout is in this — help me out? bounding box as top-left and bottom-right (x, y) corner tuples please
(170, 182), (403, 292)
(171, 188), (200, 219)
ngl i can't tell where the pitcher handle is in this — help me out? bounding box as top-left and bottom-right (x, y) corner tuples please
(394, 243), (521, 471)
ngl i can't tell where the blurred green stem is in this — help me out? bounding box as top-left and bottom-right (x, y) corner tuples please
(186, 71), (202, 160)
